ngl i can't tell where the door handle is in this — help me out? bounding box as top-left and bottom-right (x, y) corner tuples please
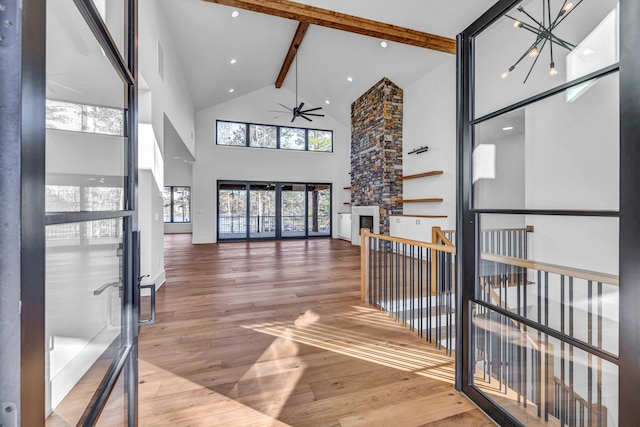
(138, 283), (156, 326)
(93, 281), (121, 295)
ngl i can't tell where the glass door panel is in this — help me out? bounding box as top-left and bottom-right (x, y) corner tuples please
(281, 184), (307, 237)
(218, 183), (248, 240)
(307, 184), (331, 236)
(46, 0), (128, 213)
(249, 183), (276, 239)
(45, 219), (124, 426)
(94, 370), (129, 427)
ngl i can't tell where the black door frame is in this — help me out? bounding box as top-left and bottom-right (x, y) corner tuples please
(457, 1), (640, 425)
(216, 180), (333, 241)
(3, 0), (140, 425)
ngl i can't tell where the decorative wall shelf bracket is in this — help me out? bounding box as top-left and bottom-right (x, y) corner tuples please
(408, 146), (429, 155)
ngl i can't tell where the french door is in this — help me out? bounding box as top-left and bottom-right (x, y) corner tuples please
(458, 1), (640, 426)
(217, 181), (332, 241)
(0, 0), (144, 425)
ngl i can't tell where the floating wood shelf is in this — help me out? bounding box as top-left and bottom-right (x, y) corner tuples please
(389, 214), (448, 218)
(397, 198), (443, 203)
(398, 170), (443, 181)
(343, 186), (352, 190)
(343, 202), (351, 205)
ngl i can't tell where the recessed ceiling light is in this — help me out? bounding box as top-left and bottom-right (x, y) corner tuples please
(583, 48), (595, 56)
(229, 88), (235, 93)
(502, 126), (514, 131)
(230, 59), (237, 64)
(231, 10), (239, 18)
(380, 41), (388, 48)
(325, 100), (330, 104)
(347, 76), (353, 82)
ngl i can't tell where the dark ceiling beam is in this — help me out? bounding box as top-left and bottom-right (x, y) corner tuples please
(203, 0), (456, 54)
(275, 22), (309, 89)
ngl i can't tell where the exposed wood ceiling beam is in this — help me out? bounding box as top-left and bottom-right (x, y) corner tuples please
(275, 22), (309, 89)
(203, 0), (456, 54)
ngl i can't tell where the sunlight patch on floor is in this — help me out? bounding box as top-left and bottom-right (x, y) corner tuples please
(241, 306), (455, 384)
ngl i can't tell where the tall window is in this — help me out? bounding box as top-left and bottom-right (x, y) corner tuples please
(163, 186), (191, 223)
(216, 120), (333, 152)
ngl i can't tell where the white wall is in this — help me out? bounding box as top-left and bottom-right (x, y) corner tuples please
(165, 157), (193, 233)
(192, 85), (350, 243)
(138, 170), (166, 287)
(402, 58), (457, 230)
(139, 0), (196, 156)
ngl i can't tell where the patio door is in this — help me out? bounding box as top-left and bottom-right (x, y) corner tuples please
(0, 0), (145, 425)
(217, 181), (332, 241)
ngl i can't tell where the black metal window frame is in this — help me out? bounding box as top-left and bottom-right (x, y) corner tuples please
(457, 1), (640, 426)
(216, 179), (333, 241)
(215, 119), (334, 153)
(164, 186), (191, 223)
(16, 0), (140, 425)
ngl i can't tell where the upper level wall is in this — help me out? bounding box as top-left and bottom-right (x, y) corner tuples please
(139, 0), (195, 157)
(192, 86), (350, 243)
(403, 58), (456, 230)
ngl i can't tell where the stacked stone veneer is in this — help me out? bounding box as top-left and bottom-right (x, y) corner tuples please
(351, 77), (403, 235)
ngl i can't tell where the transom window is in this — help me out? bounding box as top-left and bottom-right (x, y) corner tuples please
(216, 120), (333, 152)
(46, 99), (124, 136)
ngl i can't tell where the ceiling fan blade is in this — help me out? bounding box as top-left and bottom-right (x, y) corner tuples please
(303, 113), (325, 117)
(300, 115), (313, 122)
(278, 103), (293, 112)
(268, 110), (291, 114)
(298, 102), (305, 110)
(300, 107), (323, 113)
(291, 115), (296, 123)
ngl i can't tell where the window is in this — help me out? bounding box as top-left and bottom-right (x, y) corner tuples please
(216, 120), (333, 152)
(279, 127), (305, 150)
(308, 129), (332, 152)
(46, 100), (124, 136)
(163, 186), (191, 223)
(249, 124), (277, 148)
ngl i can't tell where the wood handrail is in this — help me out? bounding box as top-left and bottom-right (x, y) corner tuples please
(481, 253), (619, 286)
(361, 230), (457, 254)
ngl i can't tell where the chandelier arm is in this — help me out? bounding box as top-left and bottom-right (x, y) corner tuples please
(548, 33), (576, 51)
(509, 37), (549, 72)
(549, 0), (570, 30)
(517, 5), (546, 31)
(551, 0), (585, 30)
(524, 38), (548, 83)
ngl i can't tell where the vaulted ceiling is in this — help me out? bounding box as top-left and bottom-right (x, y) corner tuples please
(158, 0), (496, 123)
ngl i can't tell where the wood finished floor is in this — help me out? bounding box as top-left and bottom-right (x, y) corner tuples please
(138, 235), (494, 426)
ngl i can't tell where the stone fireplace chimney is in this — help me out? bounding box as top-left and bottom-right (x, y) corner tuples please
(350, 77), (403, 235)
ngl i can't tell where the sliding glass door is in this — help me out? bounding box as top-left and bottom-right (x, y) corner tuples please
(250, 183), (276, 239)
(217, 181), (331, 241)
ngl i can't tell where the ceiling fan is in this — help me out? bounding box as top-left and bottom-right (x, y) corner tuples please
(271, 45), (324, 122)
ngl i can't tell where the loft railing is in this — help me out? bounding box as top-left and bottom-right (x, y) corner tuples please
(361, 226), (614, 426)
(474, 253), (615, 427)
(434, 225), (534, 259)
(360, 229), (457, 354)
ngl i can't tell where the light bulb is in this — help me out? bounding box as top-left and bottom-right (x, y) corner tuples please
(529, 47), (539, 58)
(549, 64), (558, 76)
(563, 2), (574, 13)
(500, 70), (510, 79)
(513, 20), (523, 28)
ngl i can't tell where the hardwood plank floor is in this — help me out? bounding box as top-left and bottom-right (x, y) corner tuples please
(138, 235), (494, 426)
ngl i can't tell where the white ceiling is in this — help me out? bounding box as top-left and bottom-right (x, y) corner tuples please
(157, 0), (497, 123)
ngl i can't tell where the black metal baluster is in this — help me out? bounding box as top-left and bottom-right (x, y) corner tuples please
(587, 280), (593, 427)
(418, 247), (423, 338)
(561, 275), (566, 427)
(569, 276), (575, 427)
(410, 245), (414, 332)
(597, 281), (603, 427)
